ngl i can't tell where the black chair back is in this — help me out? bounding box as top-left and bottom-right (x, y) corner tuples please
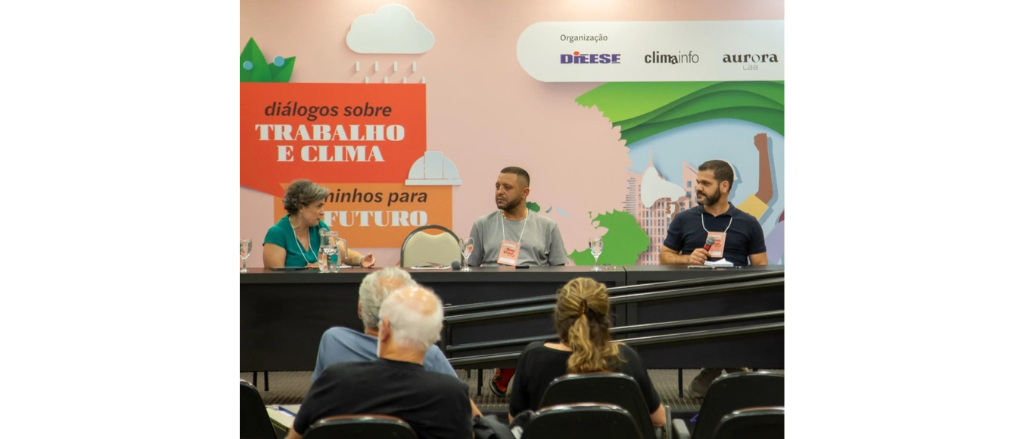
(240, 380), (276, 439)
(712, 407), (784, 439)
(304, 415), (417, 439)
(539, 373), (659, 439)
(522, 403), (642, 439)
(692, 372), (784, 439)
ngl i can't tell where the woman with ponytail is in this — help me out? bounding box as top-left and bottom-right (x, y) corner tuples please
(507, 277), (666, 427)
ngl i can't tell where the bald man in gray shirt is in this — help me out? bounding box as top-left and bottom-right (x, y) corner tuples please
(466, 166), (568, 397)
(467, 166), (568, 267)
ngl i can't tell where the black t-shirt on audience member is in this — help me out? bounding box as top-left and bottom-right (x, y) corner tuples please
(292, 358), (472, 439)
(508, 341), (662, 416)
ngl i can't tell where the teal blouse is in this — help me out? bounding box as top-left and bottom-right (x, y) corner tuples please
(263, 216), (331, 268)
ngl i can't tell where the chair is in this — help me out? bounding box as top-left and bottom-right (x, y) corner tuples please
(676, 371), (784, 439)
(539, 372), (676, 439)
(522, 403), (642, 439)
(304, 414), (417, 439)
(240, 380), (277, 439)
(712, 407), (784, 439)
(400, 225), (462, 268)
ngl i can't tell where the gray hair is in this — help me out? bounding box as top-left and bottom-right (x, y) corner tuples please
(358, 267), (415, 330)
(379, 285), (444, 352)
(282, 179), (330, 215)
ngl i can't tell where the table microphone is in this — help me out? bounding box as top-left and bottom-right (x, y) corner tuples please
(703, 236), (716, 251)
(451, 260), (462, 270)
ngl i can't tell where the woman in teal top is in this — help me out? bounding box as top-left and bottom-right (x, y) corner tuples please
(263, 179), (376, 269)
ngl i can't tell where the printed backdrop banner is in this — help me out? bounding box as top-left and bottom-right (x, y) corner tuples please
(240, 83), (427, 196)
(240, 2), (785, 267)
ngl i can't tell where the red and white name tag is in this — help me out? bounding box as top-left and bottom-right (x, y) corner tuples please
(706, 232), (727, 258)
(497, 240), (521, 266)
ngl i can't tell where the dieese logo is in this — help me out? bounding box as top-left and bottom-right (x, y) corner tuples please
(560, 50), (621, 64)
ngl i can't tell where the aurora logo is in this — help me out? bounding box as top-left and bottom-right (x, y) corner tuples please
(722, 54), (779, 63)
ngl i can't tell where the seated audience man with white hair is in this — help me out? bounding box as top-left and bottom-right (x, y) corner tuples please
(286, 285), (473, 439)
(311, 267), (482, 417)
(312, 267), (455, 380)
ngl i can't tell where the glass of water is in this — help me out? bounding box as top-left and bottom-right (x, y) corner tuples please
(240, 239), (252, 273)
(319, 244), (338, 273)
(327, 245), (341, 272)
(589, 237), (603, 272)
(461, 237), (474, 271)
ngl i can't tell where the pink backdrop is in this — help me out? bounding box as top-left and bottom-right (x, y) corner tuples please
(241, 0), (785, 267)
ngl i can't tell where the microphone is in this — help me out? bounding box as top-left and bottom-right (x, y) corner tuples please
(703, 236), (716, 251)
(451, 260), (462, 270)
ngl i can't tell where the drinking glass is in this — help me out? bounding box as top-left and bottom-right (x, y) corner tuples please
(240, 239), (252, 273)
(460, 237), (474, 271)
(327, 245), (341, 272)
(319, 244), (338, 273)
(589, 237), (603, 272)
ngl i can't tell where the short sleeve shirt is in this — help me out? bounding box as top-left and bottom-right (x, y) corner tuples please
(263, 216), (331, 267)
(311, 327), (457, 382)
(293, 359), (472, 439)
(662, 204), (767, 266)
(466, 211), (568, 266)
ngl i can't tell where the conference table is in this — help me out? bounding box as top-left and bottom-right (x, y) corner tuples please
(241, 265), (784, 373)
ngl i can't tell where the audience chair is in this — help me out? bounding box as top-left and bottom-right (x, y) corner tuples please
(240, 380), (277, 439)
(400, 225), (462, 268)
(712, 407), (784, 439)
(539, 372), (677, 439)
(522, 403), (642, 439)
(304, 414), (417, 439)
(677, 371), (784, 439)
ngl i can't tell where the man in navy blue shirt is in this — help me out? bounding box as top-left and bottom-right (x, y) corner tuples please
(660, 159), (768, 267)
(659, 159), (769, 398)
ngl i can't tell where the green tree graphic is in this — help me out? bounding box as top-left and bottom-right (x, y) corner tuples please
(568, 210), (650, 266)
(241, 37), (296, 83)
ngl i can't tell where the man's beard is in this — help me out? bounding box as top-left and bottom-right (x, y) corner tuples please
(501, 196), (522, 212)
(697, 187), (721, 206)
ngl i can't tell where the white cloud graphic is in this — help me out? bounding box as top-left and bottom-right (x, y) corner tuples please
(346, 4), (434, 54)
